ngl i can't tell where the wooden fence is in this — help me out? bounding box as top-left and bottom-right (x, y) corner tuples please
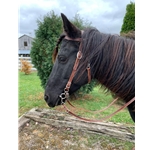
(18, 57), (37, 71)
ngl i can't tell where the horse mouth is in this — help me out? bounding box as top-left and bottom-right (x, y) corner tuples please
(45, 91), (67, 107)
(55, 97), (62, 106)
(48, 96), (65, 107)
(55, 93), (67, 106)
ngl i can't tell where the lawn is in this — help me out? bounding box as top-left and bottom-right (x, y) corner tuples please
(18, 71), (134, 125)
(19, 71), (48, 116)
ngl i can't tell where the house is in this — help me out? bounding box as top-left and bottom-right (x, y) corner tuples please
(18, 34), (34, 57)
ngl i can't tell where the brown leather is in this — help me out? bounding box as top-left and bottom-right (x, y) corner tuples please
(63, 97), (135, 122)
(64, 36), (91, 92)
(87, 64), (91, 83)
(67, 97), (119, 113)
(64, 36), (81, 42)
(65, 50), (82, 91)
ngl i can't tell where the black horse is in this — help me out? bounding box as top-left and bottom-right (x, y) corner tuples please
(44, 13), (135, 122)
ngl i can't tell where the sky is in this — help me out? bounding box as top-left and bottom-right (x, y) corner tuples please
(18, 0), (135, 38)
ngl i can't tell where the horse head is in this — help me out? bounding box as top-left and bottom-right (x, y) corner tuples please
(44, 13), (90, 107)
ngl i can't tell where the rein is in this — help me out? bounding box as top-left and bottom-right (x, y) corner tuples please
(59, 31), (135, 122)
(63, 97), (135, 122)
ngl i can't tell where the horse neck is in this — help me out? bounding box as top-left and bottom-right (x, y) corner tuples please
(90, 33), (135, 98)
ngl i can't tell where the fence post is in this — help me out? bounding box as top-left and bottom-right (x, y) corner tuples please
(20, 55), (23, 71)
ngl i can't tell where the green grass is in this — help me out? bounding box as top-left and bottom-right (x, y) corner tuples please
(66, 86), (134, 125)
(19, 71), (49, 116)
(18, 71), (134, 125)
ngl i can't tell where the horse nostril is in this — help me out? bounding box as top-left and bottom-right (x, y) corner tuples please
(44, 95), (49, 102)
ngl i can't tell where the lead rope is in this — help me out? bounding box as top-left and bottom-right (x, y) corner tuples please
(67, 97), (119, 113)
(62, 97), (135, 122)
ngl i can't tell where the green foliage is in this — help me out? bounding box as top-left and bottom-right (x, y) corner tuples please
(120, 2), (135, 33)
(31, 10), (96, 94)
(31, 11), (62, 88)
(71, 13), (92, 30)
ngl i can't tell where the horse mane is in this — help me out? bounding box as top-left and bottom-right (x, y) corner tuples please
(52, 34), (65, 63)
(78, 28), (135, 102)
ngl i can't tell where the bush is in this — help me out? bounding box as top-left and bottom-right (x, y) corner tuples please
(31, 11), (96, 94)
(20, 59), (32, 75)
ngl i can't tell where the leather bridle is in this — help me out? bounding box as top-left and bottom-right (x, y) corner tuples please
(59, 31), (135, 122)
(59, 32), (91, 103)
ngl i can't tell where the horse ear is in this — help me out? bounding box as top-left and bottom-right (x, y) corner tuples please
(61, 13), (81, 38)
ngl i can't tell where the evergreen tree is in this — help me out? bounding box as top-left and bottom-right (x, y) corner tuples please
(31, 11), (96, 94)
(31, 11), (62, 88)
(120, 2), (135, 33)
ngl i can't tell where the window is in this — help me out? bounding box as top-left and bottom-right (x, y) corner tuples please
(24, 41), (28, 46)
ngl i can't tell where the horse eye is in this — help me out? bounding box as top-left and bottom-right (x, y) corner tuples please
(58, 55), (67, 63)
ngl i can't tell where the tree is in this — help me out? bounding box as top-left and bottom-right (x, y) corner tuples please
(31, 11), (96, 94)
(120, 2), (135, 33)
(31, 11), (62, 89)
(71, 13), (92, 30)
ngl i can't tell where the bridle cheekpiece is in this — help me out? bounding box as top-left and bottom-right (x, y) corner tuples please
(59, 30), (91, 104)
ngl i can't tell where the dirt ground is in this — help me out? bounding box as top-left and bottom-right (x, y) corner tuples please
(19, 119), (134, 150)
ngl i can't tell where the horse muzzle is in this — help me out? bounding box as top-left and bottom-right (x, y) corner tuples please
(44, 94), (62, 107)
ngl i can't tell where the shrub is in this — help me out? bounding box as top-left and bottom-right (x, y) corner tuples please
(20, 59), (32, 75)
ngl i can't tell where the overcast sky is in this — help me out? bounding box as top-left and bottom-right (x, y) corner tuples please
(18, 0), (135, 38)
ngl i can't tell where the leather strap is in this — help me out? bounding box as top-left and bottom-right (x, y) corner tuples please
(63, 97), (135, 122)
(67, 97), (119, 113)
(64, 36), (81, 42)
(87, 63), (91, 83)
(64, 36), (91, 92)
(65, 50), (82, 91)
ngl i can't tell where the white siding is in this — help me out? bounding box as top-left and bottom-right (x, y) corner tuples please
(18, 35), (34, 50)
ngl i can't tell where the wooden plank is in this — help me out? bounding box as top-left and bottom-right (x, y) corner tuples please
(20, 108), (135, 142)
(18, 115), (30, 131)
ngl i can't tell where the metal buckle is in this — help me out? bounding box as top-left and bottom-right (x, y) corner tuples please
(59, 93), (66, 104)
(77, 51), (82, 59)
(87, 63), (90, 69)
(59, 90), (69, 105)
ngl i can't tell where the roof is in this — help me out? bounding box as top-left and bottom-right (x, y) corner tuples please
(18, 34), (33, 39)
(18, 50), (30, 54)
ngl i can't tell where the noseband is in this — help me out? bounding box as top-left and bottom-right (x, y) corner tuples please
(59, 31), (91, 103)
